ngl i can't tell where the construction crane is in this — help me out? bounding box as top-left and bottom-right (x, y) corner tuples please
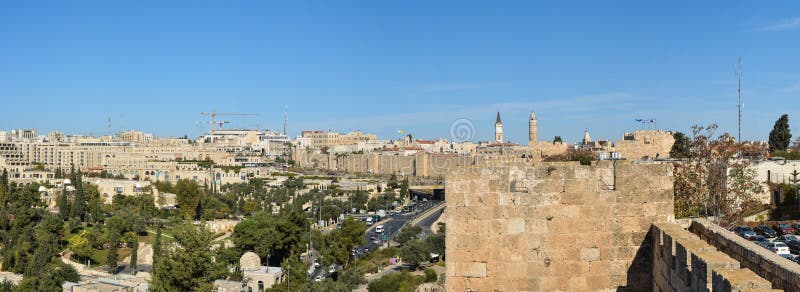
(199, 112), (259, 135)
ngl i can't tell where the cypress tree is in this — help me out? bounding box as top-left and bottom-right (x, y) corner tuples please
(107, 234), (119, 274)
(670, 131), (692, 158)
(57, 192), (70, 221)
(70, 170), (86, 221)
(769, 114), (792, 152)
(130, 240), (138, 275)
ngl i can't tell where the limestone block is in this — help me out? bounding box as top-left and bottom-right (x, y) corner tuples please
(580, 247), (601, 261)
(712, 268), (773, 292)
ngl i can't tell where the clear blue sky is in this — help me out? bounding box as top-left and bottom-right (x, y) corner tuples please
(1, 1), (799, 143)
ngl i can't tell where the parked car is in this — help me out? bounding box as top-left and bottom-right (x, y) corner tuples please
(773, 223), (795, 235)
(777, 234), (799, 242)
(784, 239), (800, 254)
(793, 223), (800, 234)
(756, 225), (778, 238)
(734, 226), (757, 240)
(753, 235), (769, 246)
(768, 241), (791, 255)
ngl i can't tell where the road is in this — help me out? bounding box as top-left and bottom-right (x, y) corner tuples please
(308, 200), (443, 281)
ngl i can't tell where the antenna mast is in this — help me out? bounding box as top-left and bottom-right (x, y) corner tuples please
(283, 106), (288, 136)
(738, 57), (742, 144)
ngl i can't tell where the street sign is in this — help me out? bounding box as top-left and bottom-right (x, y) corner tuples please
(381, 233), (388, 241)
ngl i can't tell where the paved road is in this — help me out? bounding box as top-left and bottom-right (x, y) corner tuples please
(354, 200), (441, 257)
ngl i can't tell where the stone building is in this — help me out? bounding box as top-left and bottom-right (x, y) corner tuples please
(240, 252), (283, 292)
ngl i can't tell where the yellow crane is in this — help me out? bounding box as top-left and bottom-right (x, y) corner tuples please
(199, 111), (259, 135)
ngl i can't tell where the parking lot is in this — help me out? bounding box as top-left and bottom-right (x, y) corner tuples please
(732, 223), (800, 263)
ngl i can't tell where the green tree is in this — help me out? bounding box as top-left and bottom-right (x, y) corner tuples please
(320, 217), (365, 268)
(398, 239), (428, 269)
(394, 225), (422, 246)
(367, 271), (422, 292)
(233, 211), (308, 266)
(151, 224), (226, 292)
(769, 114), (792, 152)
(69, 171), (86, 221)
(130, 241), (139, 275)
(174, 180), (201, 219)
(56, 191), (70, 221)
(107, 234), (119, 274)
(670, 131), (691, 159)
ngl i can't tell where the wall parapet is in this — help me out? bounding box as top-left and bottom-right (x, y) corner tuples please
(652, 222), (780, 292)
(689, 219), (800, 291)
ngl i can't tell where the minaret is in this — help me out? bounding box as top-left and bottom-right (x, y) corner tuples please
(528, 112), (538, 145)
(494, 112), (503, 143)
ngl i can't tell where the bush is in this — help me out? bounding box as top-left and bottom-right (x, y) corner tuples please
(424, 269), (437, 283)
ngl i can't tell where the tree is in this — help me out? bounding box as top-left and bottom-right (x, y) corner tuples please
(107, 234), (119, 274)
(769, 114), (792, 152)
(56, 191), (70, 221)
(130, 241), (139, 275)
(320, 217), (365, 268)
(398, 239), (428, 269)
(174, 180), (201, 219)
(151, 224), (226, 291)
(69, 170), (86, 221)
(670, 131), (691, 158)
(394, 225), (422, 246)
(673, 124), (763, 223)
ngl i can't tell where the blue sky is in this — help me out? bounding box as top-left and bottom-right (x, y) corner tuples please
(1, 1), (799, 143)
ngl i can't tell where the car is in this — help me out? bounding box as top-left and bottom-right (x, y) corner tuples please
(793, 223), (800, 234)
(376, 225), (384, 233)
(768, 241), (791, 255)
(328, 264), (337, 274)
(756, 225), (778, 238)
(314, 262), (320, 268)
(773, 223), (795, 235)
(370, 234), (377, 240)
(734, 226), (758, 240)
(752, 235), (769, 245)
(777, 234), (799, 242)
(314, 275), (323, 282)
(786, 240), (800, 254)
(374, 239), (381, 245)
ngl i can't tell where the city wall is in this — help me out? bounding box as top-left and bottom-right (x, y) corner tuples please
(292, 151), (505, 178)
(652, 222), (779, 292)
(689, 219), (800, 291)
(444, 161), (674, 291)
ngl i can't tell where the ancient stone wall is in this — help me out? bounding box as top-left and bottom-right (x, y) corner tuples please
(651, 222), (779, 292)
(293, 151), (496, 178)
(612, 130), (675, 160)
(689, 219), (800, 291)
(444, 161), (674, 291)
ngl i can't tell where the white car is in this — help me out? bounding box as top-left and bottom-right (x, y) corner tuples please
(314, 275), (323, 282)
(376, 225), (384, 233)
(768, 241), (791, 255)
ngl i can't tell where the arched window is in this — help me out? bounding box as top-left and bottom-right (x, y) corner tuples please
(257, 281), (264, 292)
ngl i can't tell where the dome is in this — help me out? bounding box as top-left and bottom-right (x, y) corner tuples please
(38, 186), (47, 192)
(240, 252), (261, 271)
(63, 179), (71, 185)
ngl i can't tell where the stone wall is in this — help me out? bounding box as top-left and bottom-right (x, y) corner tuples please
(651, 222), (779, 292)
(612, 130), (675, 160)
(444, 161), (674, 291)
(689, 219), (800, 291)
